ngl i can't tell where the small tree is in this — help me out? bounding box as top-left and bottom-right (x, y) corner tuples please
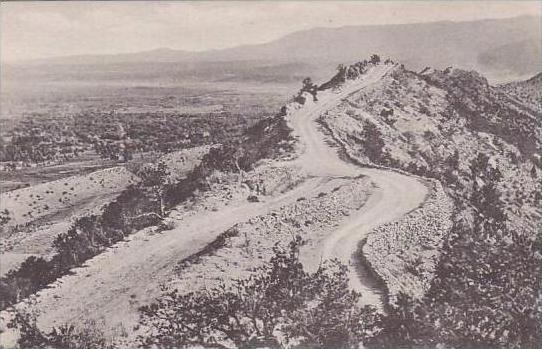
(370, 54), (381, 64)
(302, 77), (315, 90)
(530, 165), (538, 178)
(0, 208), (10, 226)
(374, 292), (428, 347)
(8, 309), (112, 349)
(362, 121), (386, 162)
(137, 161), (171, 218)
(298, 77), (318, 102)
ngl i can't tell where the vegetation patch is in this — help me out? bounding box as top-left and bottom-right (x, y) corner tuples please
(139, 238), (380, 349)
(320, 62), (542, 348)
(0, 112), (295, 313)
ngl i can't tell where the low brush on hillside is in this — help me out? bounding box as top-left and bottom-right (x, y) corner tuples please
(0, 112), (296, 313)
(317, 59), (542, 348)
(164, 112), (295, 206)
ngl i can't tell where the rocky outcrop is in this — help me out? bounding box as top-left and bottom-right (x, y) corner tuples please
(319, 63), (541, 225)
(319, 57), (395, 91)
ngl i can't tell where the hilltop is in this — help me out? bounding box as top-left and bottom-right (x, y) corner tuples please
(318, 60), (541, 207)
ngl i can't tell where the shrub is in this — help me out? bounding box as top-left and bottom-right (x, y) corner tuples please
(0, 257), (55, 309)
(370, 54), (381, 64)
(0, 208), (10, 226)
(361, 121), (385, 162)
(139, 237), (380, 349)
(7, 310), (112, 349)
(247, 195), (259, 203)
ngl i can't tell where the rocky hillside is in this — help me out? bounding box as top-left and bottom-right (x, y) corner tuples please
(320, 62), (541, 224)
(363, 180), (453, 301)
(498, 72), (542, 114)
(317, 59), (542, 347)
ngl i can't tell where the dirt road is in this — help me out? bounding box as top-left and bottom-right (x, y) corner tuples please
(288, 64), (428, 308)
(0, 177), (327, 337)
(1, 63), (427, 346)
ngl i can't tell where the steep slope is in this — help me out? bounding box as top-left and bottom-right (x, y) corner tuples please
(320, 63), (541, 216)
(318, 59), (542, 346)
(498, 72), (542, 114)
(284, 63), (429, 307)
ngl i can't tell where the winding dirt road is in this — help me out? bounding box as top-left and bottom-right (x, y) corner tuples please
(289, 64), (428, 308)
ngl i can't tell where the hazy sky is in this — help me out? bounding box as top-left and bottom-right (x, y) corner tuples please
(1, 1), (540, 62)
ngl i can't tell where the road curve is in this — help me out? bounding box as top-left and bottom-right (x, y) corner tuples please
(288, 64), (428, 309)
(0, 64), (427, 347)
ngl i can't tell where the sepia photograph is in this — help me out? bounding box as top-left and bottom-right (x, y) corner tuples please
(0, 1), (541, 348)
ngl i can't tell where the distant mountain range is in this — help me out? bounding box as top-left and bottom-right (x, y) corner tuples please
(4, 15), (541, 84)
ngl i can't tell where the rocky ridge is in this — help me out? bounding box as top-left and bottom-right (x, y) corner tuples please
(312, 59), (541, 346)
(312, 59), (542, 307)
